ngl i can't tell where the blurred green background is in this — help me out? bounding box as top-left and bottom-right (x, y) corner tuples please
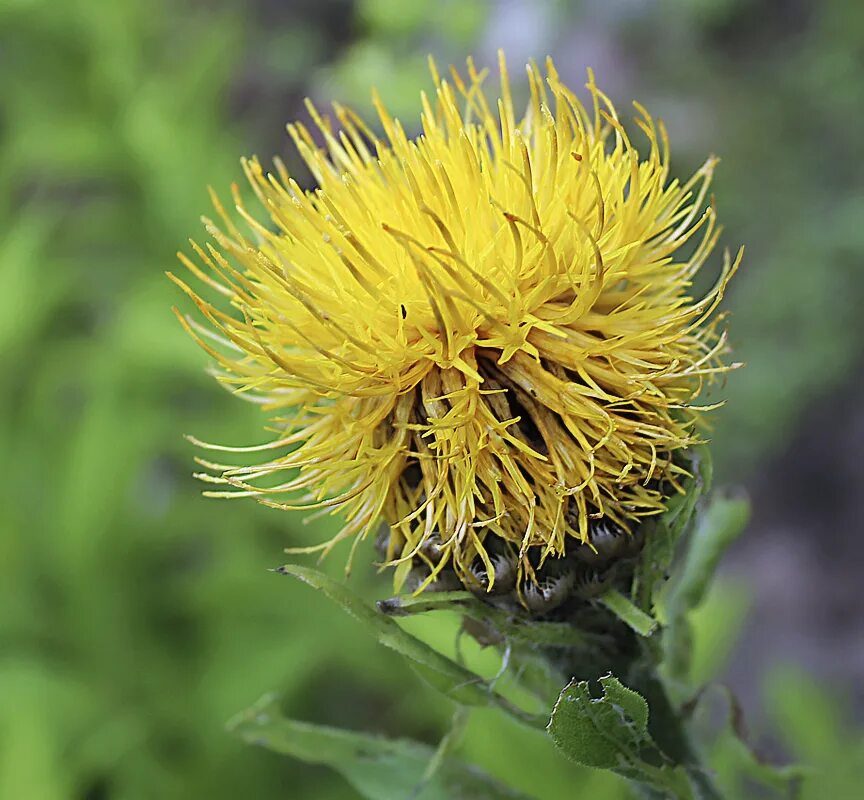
(2, 0), (863, 797)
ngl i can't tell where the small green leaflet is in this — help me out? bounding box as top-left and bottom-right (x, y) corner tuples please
(548, 675), (698, 798)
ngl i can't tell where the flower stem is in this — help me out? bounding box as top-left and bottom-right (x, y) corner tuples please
(636, 672), (725, 800)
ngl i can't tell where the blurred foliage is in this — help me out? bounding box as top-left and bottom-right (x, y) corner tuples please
(1, 0), (863, 798)
(316, 0), (487, 118)
(615, 0), (864, 476)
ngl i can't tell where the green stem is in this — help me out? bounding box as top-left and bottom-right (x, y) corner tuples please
(635, 672), (725, 800)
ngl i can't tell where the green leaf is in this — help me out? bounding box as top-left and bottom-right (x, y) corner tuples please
(548, 675), (697, 798)
(229, 694), (535, 800)
(548, 676), (648, 770)
(633, 448), (712, 614)
(664, 494), (751, 615)
(600, 675), (649, 734)
(689, 579), (752, 686)
(660, 494), (751, 688)
(276, 565), (544, 728)
(0, 210), (63, 356)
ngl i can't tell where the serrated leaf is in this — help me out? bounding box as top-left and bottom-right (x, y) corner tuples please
(229, 694), (535, 800)
(600, 675), (649, 733)
(548, 675), (697, 798)
(276, 565), (544, 728)
(548, 677), (648, 769)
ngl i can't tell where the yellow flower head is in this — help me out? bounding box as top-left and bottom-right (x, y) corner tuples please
(171, 53), (740, 596)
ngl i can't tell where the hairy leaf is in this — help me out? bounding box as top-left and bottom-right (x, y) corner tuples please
(548, 675), (697, 798)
